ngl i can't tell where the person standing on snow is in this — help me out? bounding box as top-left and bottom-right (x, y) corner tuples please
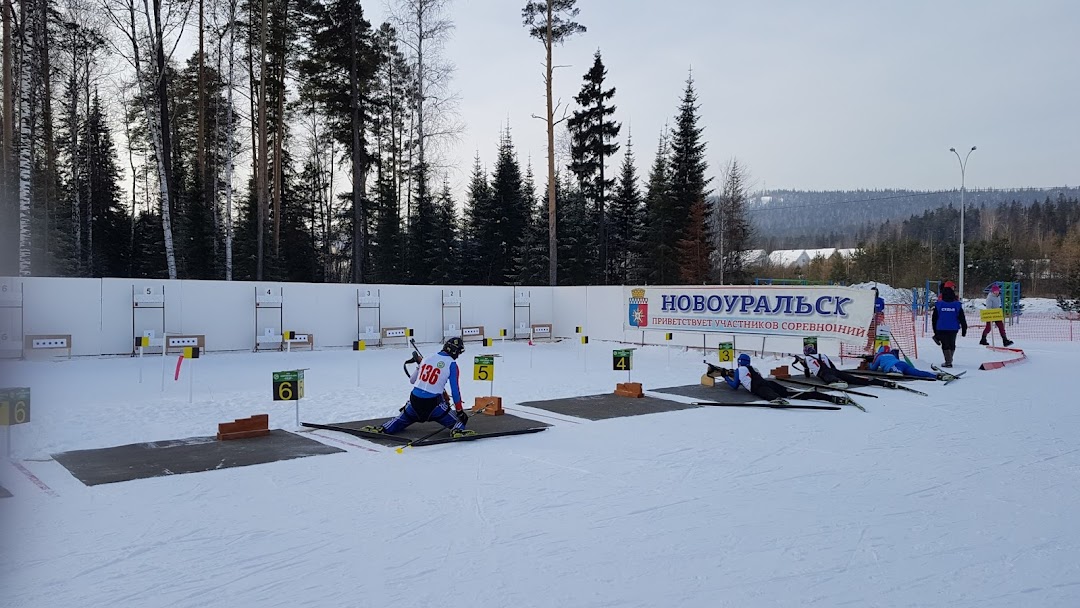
(932, 281), (967, 368)
(980, 284), (1014, 347)
(362, 337), (474, 438)
(719, 353), (849, 405)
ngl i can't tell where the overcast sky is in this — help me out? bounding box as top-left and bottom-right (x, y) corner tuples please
(359, 0), (1078, 198)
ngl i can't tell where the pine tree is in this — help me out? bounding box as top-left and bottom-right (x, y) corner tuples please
(608, 133), (643, 284)
(567, 50), (619, 283)
(521, 0), (586, 285)
(556, 172), (593, 284)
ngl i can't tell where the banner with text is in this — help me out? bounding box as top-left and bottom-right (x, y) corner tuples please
(624, 286), (875, 345)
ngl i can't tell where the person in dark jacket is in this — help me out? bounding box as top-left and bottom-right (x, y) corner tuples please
(932, 281), (967, 368)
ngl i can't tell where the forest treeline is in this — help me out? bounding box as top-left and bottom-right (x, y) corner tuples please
(752, 187), (1080, 251)
(0, 0), (754, 286)
(755, 194), (1080, 300)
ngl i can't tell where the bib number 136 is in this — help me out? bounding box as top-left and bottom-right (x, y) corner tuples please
(419, 364), (441, 383)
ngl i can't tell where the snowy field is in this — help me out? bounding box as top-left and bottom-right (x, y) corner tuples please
(3, 338), (1080, 607)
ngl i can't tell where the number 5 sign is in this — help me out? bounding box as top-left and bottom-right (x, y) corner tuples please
(473, 356), (494, 381)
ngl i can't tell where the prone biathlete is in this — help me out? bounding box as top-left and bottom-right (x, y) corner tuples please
(719, 353), (850, 406)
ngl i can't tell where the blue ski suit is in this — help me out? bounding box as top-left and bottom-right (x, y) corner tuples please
(382, 350), (466, 433)
(870, 352), (937, 380)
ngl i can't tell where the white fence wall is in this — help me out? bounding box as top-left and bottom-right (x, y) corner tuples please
(5, 278), (836, 358)
(9, 278), (559, 356)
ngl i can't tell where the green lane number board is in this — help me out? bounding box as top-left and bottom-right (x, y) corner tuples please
(0, 387), (30, 426)
(613, 349), (633, 371)
(718, 342), (735, 363)
(273, 370), (305, 401)
(473, 356), (494, 381)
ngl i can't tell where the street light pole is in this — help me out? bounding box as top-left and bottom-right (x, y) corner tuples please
(949, 146), (976, 299)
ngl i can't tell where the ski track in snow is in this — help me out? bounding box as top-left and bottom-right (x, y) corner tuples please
(2, 340), (1080, 607)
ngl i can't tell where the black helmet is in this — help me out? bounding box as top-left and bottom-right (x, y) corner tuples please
(443, 337), (465, 359)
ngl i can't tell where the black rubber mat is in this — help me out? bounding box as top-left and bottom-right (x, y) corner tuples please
(649, 384), (765, 404)
(517, 393), (703, 421)
(303, 412), (549, 447)
(53, 430), (345, 486)
(0, 483), (10, 498)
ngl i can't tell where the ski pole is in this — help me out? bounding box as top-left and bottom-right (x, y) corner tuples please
(395, 425), (449, 453)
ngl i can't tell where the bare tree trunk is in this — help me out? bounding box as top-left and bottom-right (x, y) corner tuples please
(39, 0), (54, 260)
(17, 0), (34, 276)
(255, 0), (269, 279)
(2, 0), (12, 195)
(223, 0), (236, 280)
(545, 1), (556, 285)
(212, 18), (222, 267)
(197, 0), (206, 223)
(122, 88), (137, 276)
(272, 0), (288, 258)
(70, 35), (81, 273)
(349, 3), (364, 283)
(84, 49), (93, 275)
(128, 0), (177, 278)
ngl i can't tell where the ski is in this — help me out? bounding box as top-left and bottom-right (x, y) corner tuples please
(885, 381), (929, 396)
(832, 395), (867, 412)
(301, 422), (547, 446)
(931, 366), (968, 385)
(691, 401), (840, 411)
(779, 377), (879, 398)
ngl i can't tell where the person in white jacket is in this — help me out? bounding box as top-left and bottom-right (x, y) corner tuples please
(980, 284), (1014, 347)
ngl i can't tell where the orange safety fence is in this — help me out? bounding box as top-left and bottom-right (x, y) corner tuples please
(979, 346), (1027, 371)
(917, 312), (1080, 342)
(841, 304), (918, 362)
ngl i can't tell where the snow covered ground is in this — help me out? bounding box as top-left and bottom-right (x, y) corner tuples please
(3, 338), (1080, 607)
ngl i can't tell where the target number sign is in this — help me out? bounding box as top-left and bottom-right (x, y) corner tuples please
(273, 370), (305, 401)
(612, 349), (633, 371)
(717, 342), (735, 363)
(473, 356), (494, 381)
(0, 387), (30, 426)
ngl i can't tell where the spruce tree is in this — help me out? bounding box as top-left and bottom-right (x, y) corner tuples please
(643, 131), (675, 283)
(407, 161), (440, 284)
(488, 127), (527, 284)
(461, 154), (492, 284)
(676, 198), (709, 283)
(710, 159), (753, 284)
(430, 177), (460, 284)
(567, 50), (619, 283)
(608, 133), (644, 284)
(667, 74), (711, 282)
(83, 95), (130, 277)
(512, 161), (548, 284)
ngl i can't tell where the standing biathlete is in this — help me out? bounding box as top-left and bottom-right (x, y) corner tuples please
(721, 353), (850, 405)
(363, 337), (475, 438)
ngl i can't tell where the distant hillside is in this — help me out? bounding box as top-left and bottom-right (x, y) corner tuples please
(749, 187), (1080, 250)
